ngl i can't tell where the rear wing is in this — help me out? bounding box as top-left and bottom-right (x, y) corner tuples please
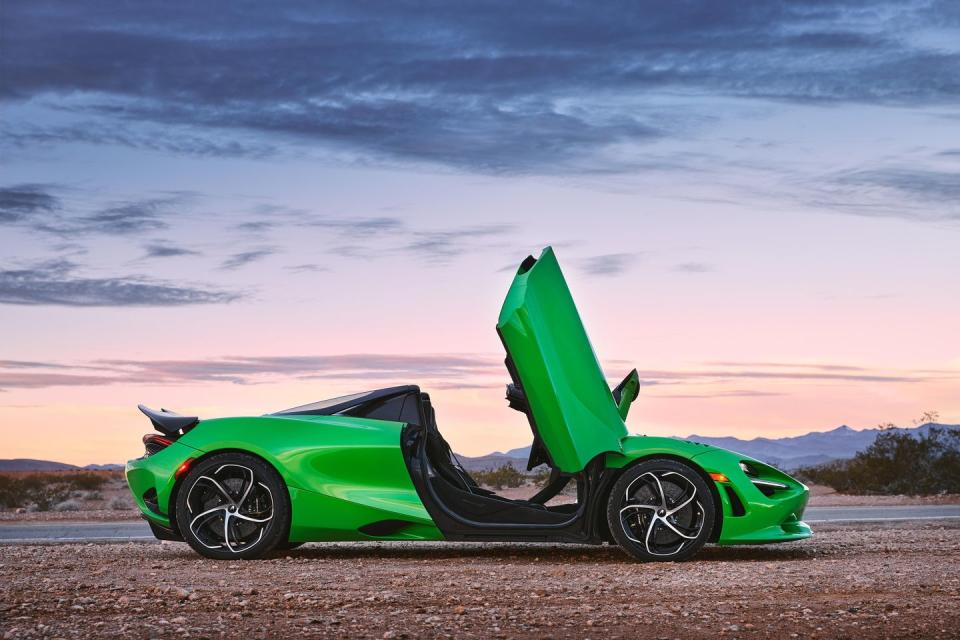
(138, 404), (198, 436)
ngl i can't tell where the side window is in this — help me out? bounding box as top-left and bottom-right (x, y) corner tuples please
(347, 391), (422, 426)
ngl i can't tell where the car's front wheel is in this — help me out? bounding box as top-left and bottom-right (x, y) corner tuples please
(175, 452), (290, 559)
(607, 459), (715, 562)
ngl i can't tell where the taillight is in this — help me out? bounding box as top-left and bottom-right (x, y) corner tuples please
(142, 433), (173, 456)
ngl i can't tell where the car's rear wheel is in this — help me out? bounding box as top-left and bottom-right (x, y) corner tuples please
(607, 458), (715, 562)
(175, 452), (290, 560)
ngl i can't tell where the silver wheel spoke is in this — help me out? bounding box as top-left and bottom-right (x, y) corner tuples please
(233, 512), (272, 524)
(659, 517), (700, 540)
(644, 517), (660, 554)
(236, 466), (255, 507)
(194, 476), (235, 504)
(666, 487), (697, 516)
(223, 513), (235, 552)
(641, 472), (667, 508)
(189, 506), (228, 550)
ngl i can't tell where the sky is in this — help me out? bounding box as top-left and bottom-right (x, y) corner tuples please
(1, 1), (959, 465)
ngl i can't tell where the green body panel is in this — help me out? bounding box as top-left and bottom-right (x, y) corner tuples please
(125, 414), (443, 542)
(608, 435), (811, 544)
(497, 247), (627, 472)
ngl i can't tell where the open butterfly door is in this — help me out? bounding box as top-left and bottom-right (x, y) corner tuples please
(497, 247), (630, 473)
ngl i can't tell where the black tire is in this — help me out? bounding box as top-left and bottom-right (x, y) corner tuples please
(175, 452), (290, 560)
(606, 458), (715, 562)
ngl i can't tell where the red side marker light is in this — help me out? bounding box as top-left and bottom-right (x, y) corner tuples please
(175, 458), (195, 479)
(709, 472), (730, 483)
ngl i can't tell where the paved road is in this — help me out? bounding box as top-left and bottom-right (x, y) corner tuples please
(803, 504), (960, 523)
(1, 505), (958, 544)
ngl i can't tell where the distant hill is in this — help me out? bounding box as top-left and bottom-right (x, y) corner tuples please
(684, 423), (957, 469)
(5, 423), (957, 473)
(457, 423), (959, 471)
(0, 459), (124, 472)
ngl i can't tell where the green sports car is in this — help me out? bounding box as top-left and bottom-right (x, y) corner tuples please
(126, 246), (811, 561)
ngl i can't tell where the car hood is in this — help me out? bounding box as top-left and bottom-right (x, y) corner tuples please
(497, 246), (628, 472)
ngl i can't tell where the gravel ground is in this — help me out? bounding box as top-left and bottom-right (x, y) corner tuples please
(1, 521), (957, 639)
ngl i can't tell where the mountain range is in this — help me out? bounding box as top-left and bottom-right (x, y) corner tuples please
(456, 422), (958, 472)
(2, 423), (956, 473)
(0, 459), (125, 472)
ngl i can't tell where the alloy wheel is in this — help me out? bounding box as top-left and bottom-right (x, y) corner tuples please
(185, 463), (275, 553)
(617, 468), (707, 558)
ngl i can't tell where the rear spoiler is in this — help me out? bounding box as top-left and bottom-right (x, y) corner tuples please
(138, 404), (199, 436)
(611, 369), (640, 420)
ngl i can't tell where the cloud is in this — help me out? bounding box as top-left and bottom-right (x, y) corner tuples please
(2, 352), (953, 394)
(27, 193), (194, 236)
(634, 368), (924, 384)
(0, 353), (503, 391)
(69, 196), (182, 235)
(4, 1), (956, 173)
(651, 389), (786, 399)
(798, 167), (960, 222)
(673, 262), (713, 273)
(835, 169), (960, 204)
(0, 184), (200, 236)
(284, 264), (328, 273)
(0, 184), (60, 224)
(143, 242), (201, 259)
(580, 253), (636, 276)
(307, 216), (404, 234)
(1, 121), (278, 159)
(703, 361), (867, 372)
(220, 248), (276, 270)
(402, 225), (512, 262)
(0, 259), (241, 307)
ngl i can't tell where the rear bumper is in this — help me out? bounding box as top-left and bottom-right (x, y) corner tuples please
(125, 441), (198, 531)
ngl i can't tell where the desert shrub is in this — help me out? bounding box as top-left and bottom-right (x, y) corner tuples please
(82, 491), (104, 501)
(473, 464), (525, 490)
(53, 499), (85, 512)
(0, 472), (109, 510)
(797, 426), (960, 495)
(108, 496), (132, 510)
(529, 468), (551, 484)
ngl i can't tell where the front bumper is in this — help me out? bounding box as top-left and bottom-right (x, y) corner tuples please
(692, 449), (812, 545)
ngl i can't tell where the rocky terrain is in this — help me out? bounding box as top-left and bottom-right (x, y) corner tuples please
(1, 521), (957, 639)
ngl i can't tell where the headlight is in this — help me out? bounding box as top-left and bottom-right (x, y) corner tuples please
(740, 460), (789, 495)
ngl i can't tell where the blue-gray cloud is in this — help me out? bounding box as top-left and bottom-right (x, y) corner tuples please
(220, 248), (276, 270)
(800, 167), (960, 221)
(3, 1), (956, 173)
(0, 184), (60, 224)
(2, 185), (194, 236)
(0, 259), (240, 307)
(1, 122), (278, 159)
(580, 253), (636, 276)
(143, 243), (201, 259)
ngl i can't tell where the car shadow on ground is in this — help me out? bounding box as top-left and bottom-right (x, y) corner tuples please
(228, 541), (818, 564)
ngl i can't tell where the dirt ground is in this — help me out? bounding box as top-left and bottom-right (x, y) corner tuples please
(1, 521), (957, 639)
